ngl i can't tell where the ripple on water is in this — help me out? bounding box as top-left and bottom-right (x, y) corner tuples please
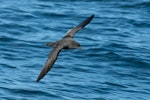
(0, 0), (150, 100)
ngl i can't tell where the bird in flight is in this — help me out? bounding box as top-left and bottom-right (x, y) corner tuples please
(36, 15), (94, 82)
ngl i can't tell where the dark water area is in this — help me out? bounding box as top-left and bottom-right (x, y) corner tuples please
(0, 0), (150, 100)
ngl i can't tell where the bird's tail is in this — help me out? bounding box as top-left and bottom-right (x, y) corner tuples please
(46, 42), (56, 47)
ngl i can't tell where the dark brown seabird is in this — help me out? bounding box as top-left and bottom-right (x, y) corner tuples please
(36, 15), (94, 82)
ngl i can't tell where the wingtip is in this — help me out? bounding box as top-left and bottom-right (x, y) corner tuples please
(36, 76), (41, 82)
(36, 80), (39, 82)
(36, 71), (46, 82)
(89, 14), (94, 19)
(91, 14), (95, 18)
(76, 14), (95, 29)
(36, 71), (45, 82)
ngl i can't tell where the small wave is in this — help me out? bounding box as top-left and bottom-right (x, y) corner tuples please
(0, 36), (17, 42)
(0, 23), (38, 34)
(121, 57), (150, 68)
(104, 42), (133, 51)
(105, 82), (127, 88)
(0, 86), (58, 98)
(132, 21), (150, 28)
(32, 11), (67, 19)
(120, 1), (150, 8)
(1, 64), (17, 69)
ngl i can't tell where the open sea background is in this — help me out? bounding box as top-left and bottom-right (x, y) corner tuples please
(0, 0), (150, 100)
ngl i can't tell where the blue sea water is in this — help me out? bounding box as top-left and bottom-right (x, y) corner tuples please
(0, 0), (150, 100)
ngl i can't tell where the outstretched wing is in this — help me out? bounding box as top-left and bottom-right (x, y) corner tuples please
(64, 14), (94, 38)
(36, 46), (63, 82)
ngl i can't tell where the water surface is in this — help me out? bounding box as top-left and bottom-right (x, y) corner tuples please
(0, 0), (150, 100)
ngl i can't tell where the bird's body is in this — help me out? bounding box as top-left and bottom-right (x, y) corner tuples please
(36, 15), (94, 82)
(47, 37), (80, 49)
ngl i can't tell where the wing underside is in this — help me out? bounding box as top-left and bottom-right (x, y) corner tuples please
(36, 47), (62, 82)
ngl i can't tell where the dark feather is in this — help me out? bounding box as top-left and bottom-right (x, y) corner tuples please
(36, 15), (94, 82)
(64, 15), (94, 38)
(36, 46), (62, 82)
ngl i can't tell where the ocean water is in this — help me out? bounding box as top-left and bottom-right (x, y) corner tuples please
(0, 0), (150, 100)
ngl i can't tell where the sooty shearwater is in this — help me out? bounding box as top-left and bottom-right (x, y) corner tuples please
(36, 15), (94, 82)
